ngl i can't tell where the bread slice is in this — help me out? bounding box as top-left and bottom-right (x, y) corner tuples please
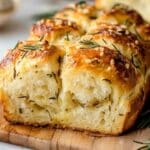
(0, 2), (149, 135)
(95, 0), (150, 22)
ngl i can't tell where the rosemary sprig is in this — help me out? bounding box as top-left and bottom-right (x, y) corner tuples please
(32, 10), (57, 20)
(80, 40), (100, 49)
(134, 140), (150, 150)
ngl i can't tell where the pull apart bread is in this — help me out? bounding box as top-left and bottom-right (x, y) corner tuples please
(0, 2), (150, 135)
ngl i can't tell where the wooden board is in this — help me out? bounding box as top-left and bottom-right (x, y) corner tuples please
(0, 103), (149, 150)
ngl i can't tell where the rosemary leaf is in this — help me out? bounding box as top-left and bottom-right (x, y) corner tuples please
(19, 108), (23, 114)
(18, 95), (29, 99)
(134, 140), (150, 150)
(12, 41), (20, 51)
(39, 35), (44, 41)
(131, 54), (141, 69)
(49, 97), (56, 100)
(23, 45), (41, 51)
(112, 3), (122, 9)
(124, 19), (133, 27)
(64, 32), (70, 41)
(102, 39), (107, 44)
(112, 44), (120, 52)
(32, 10), (57, 20)
(80, 40), (100, 49)
(21, 51), (28, 60)
(13, 66), (16, 79)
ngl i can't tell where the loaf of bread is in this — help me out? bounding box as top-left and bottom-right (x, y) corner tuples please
(95, 0), (150, 22)
(0, 1), (150, 135)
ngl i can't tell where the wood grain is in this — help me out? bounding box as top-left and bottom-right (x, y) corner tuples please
(0, 104), (149, 150)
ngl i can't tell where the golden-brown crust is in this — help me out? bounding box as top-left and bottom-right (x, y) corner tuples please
(0, 40), (61, 68)
(31, 18), (81, 38)
(89, 23), (145, 58)
(137, 24), (150, 41)
(65, 46), (138, 91)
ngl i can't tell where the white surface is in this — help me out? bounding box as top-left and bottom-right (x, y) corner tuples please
(0, 0), (90, 149)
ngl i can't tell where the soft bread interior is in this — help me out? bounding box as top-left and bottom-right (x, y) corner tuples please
(59, 70), (129, 133)
(2, 50), (62, 124)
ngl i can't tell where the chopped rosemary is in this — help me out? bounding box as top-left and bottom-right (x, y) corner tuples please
(112, 44), (120, 53)
(23, 45), (41, 51)
(18, 95), (29, 99)
(134, 140), (150, 150)
(64, 32), (70, 41)
(39, 35), (44, 41)
(46, 72), (56, 79)
(112, 3), (129, 11)
(103, 79), (111, 83)
(21, 51), (28, 60)
(102, 39), (107, 44)
(32, 10), (57, 20)
(19, 108), (23, 113)
(124, 19), (133, 27)
(46, 109), (51, 119)
(49, 97), (57, 100)
(13, 66), (16, 79)
(12, 41), (20, 51)
(112, 3), (122, 9)
(131, 54), (141, 69)
(80, 40), (100, 49)
(46, 73), (53, 78)
(89, 16), (97, 20)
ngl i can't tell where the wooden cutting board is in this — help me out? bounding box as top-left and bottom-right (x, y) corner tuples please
(0, 103), (149, 150)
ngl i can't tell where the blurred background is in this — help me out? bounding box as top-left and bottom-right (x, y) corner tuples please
(0, 0), (91, 59)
